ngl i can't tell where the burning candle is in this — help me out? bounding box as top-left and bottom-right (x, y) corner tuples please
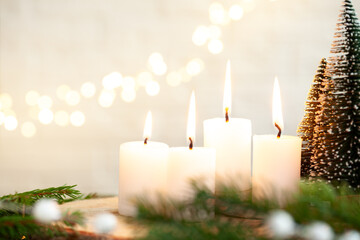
(252, 77), (301, 202)
(118, 111), (169, 216)
(203, 61), (252, 191)
(167, 91), (216, 200)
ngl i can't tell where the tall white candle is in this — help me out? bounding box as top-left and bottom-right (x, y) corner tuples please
(119, 111), (169, 216)
(167, 92), (216, 200)
(203, 61), (252, 190)
(252, 78), (301, 202)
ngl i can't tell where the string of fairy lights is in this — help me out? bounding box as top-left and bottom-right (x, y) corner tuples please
(0, 0), (277, 138)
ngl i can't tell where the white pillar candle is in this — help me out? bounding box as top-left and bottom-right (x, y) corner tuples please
(252, 78), (301, 202)
(204, 61), (252, 190)
(167, 92), (216, 200)
(118, 111), (169, 216)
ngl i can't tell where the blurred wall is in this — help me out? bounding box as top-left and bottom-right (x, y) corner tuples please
(0, 0), (359, 195)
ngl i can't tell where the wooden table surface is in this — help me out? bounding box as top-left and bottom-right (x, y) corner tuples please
(59, 197), (144, 239)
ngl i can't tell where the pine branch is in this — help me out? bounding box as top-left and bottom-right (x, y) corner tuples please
(0, 185), (83, 206)
(133, 180), (360, 240)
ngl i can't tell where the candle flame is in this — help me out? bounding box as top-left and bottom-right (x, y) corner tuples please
(272, 77), (284, 138)
(187, 91), (196, 149)
(143, 111), (152, 144)
(223, 60), (232, 122)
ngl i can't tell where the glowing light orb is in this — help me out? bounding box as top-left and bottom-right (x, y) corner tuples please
(208, 39), (223, 54)
(21, 122), (36, 138)
(25, 91), (40, 106)
(80, 82), (96, 98)
(121, 88), (136, 102)
(137, 72), (153, 87)
(38, 109), (54, 125)
(4, 116), (18, 131)
(145, 81), (160, 96)
(148, 53), (167, 76)
(192, 26), (210, 46)
(166, 72), (182, 87)
(148, 52), (164, 65)
(65, 90), (81, 106)
(186, 58), (204, 76)
(229, 5), (244, 21)
(98, 89), (115, 108)
(56, 85), (71, 100)
(209, 2), (229, 25)
(37, 95), (53, 109)
(54, 111), (69, 126)
(0, 93), (13, 109)
(102, 72), (123, 90)
(70, 111), (85, 127)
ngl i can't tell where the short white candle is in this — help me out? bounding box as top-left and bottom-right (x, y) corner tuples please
(118, 111), (169, 216)
(252, 78), (301, 202)
(204, 61), (252, 190)
(167, 92), (216, 200)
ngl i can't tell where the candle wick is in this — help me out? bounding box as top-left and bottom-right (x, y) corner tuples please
(144, 138), (148, 145)
(225, 108), (229, 123)
(274, 123), (282, 139)
(189, 137), (193, 150)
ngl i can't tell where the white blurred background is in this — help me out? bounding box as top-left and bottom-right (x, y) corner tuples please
(0, 0), (359, 195)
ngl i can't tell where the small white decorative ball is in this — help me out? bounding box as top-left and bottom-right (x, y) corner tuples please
(339, 231), (360, 240)
(93, 212), (118, 234)
(266, 210), (296, 238)
(304, 221), (334, 240)
(33, 199), (61, 223)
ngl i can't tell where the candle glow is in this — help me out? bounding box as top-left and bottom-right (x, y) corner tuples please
(143, 111), (152, 144)
(272, 77), (284, 138)
(223, 60), (232, 122)
(187, 91), (196, 149)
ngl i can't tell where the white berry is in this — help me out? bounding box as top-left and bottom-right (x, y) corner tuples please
(339, 231), (360, 240)
(32, 199), (61, 223)
(93, 212), (118, 234)
(304, 221), (334, 240)
(267, 210), (296, 239)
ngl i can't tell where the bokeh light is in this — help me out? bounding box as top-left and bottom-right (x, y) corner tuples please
(3, 109), (16, 117)
(102, 72), (123, 90)
(54, 111), (69, 126)
(70, 111), (85, 127)
(121, 88), (136, 102)
(38, 109), (54, 125)
(148, 52), (164, 64)
(0, 112), (5, 125)
(145, 81), (160, 96)
(65, 90), (81, 106)
(148, 53), (167, 76)
(209, 2), (230, 25)
(186, 58), (204, 76)
(37, 95), (53, 109)
(21, 122), (36, 138)
(0, 93), (13, 109)
(98, 89), (116, 108)
(137, 72), (153, 87)
(4, 116), (18, 131)
(56, 85), (71, 100)
(80, 82), (96, 98)
(229, 5), (244, 21)
(25, 91), (40, 106)
(192, 26), (209, 46)
(166, 72), (182, 87)
(208, 39), (223, 54)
